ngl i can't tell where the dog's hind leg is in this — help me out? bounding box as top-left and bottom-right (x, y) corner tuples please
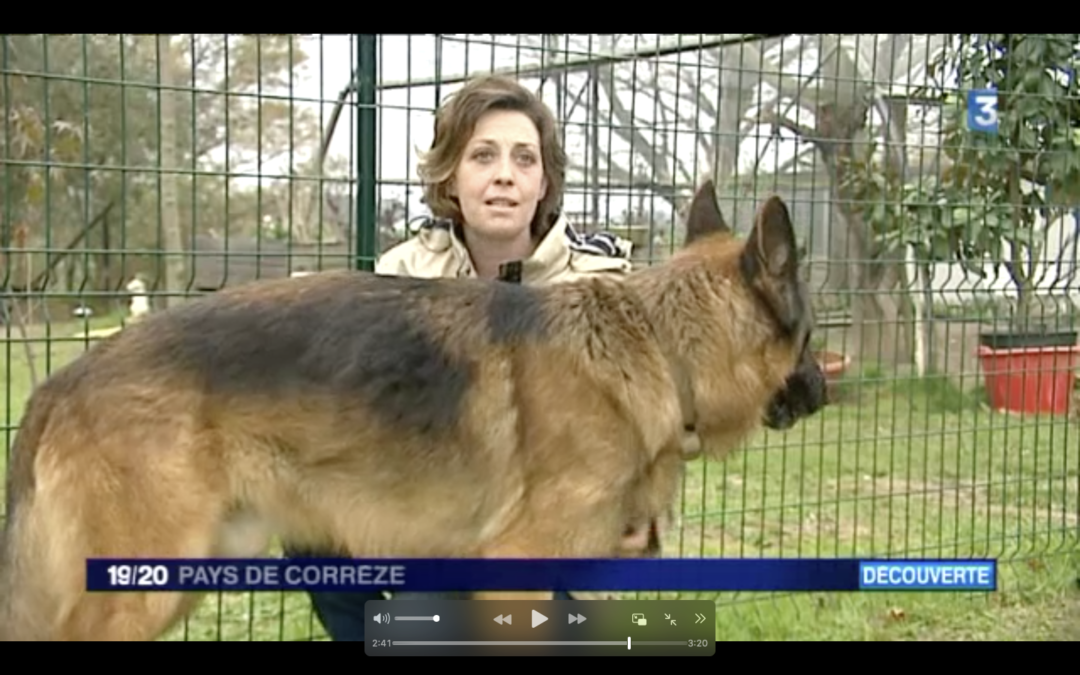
(53, 507), (270, 641)
(1, 424), (232, 641)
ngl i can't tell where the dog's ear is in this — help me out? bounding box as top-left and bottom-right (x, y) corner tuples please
(741, 195), (807, 338)
(684, 179), (730, 245)
(743, 195), (798, 280)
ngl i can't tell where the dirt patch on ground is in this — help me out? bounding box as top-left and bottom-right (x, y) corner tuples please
(1046, 595), (1080, 641)
(830, 475), (1078, 527)
(662, 521), (748, 556)
(665, 510), (875, 556)
(782, 509), (874, 542)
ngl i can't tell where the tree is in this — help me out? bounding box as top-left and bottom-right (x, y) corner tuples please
(756, 35), (948, 366)
(519, 34), (948, 366)
(1, 34), (325, 306)
(156, 35), (185, 309)
(526, 35), (815, 220)
(917, 34), (1080, 333)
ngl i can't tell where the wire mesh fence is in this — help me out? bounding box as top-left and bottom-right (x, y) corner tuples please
(2, 34), (1078, 641)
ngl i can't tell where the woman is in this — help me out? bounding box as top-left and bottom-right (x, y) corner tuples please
(291, 74), (654, 642)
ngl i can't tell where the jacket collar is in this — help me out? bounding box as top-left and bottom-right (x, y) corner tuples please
(440, 216), (577, 284)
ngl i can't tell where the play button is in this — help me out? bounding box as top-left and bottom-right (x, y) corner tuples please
(531, 609), (548, 628)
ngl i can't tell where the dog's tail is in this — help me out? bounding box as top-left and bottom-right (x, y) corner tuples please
(0, 383), (63, 641)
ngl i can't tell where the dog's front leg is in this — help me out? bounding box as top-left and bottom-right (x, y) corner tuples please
(472, 541), (554, 601)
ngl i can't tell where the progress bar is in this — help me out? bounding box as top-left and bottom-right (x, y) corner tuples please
(393, 640), (685, 647)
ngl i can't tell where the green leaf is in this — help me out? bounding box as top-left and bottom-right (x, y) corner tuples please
(965, 213), (983, 242)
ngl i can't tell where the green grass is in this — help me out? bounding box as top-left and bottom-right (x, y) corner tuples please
(2, 321), (1078, 641)
(630, 371), (1080, 641)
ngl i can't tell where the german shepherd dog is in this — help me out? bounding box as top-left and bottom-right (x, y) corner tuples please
(0, 181), (826, 641)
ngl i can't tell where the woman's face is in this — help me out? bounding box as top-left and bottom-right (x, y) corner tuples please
(450, 109), (547, 244)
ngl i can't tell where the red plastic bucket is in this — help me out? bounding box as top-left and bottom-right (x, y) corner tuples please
(976, 344), (1080, 415)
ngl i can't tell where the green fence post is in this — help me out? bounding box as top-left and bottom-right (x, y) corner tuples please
(356, 34), (378, 272)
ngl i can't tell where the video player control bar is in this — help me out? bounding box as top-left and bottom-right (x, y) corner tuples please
(365, 599), (715, 657)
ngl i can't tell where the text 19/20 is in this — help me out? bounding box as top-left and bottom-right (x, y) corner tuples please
(105, 564), (170, 587)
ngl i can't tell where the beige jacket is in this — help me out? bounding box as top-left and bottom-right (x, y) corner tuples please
(375, 214), (633, 282)
(377, 214), (637, 601)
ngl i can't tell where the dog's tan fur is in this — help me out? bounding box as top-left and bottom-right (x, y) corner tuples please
(0, 183), (825, 640)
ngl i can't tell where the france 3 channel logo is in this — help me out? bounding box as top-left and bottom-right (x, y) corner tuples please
(967, 87), (999, 134)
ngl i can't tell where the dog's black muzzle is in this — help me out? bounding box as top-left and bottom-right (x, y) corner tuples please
(763, 349), (828, 431)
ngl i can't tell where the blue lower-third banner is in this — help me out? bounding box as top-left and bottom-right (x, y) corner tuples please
(84, 558), (997, 593)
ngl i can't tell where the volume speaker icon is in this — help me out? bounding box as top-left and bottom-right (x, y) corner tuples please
(373, 613), (390, 624)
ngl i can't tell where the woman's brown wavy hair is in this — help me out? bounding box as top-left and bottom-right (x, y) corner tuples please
(417, 75), (567, 240)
